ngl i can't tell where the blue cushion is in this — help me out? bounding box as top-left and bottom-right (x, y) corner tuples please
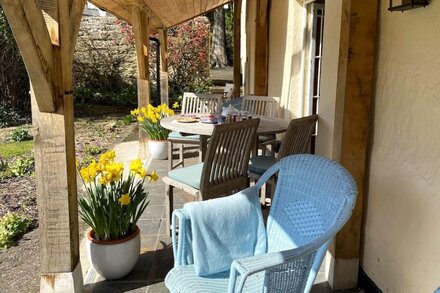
(248, 156), (276, 174)
(168, 163), (204, 189)
(168, 131), (200, 140)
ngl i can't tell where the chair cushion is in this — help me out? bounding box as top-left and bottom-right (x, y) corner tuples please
(249, 156), (277, 174)
(168, 131), (200, 140)
(168, 163), (204, 189)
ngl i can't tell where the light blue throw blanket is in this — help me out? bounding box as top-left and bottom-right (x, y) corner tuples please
(178, 186), (267, 276)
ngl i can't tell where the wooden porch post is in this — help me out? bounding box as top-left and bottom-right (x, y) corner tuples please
(158, 28), (169, 105)
(0, 0), (85, 291)
(317, 0), (378, 289)
(254, 0), (270, 96)
(131, 6), (151, 159)
(233, 0), (242, 98)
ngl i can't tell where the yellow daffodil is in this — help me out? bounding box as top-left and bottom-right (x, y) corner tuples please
(98, 175), (110, 185)
(99, 150), (115, 163)
(102, 162), (124, 183)
(130, 159), (143, 172)
(148, 170), (159, 182)
(131, 104), (174, 140)
(118, 193), (131, 205)
(172, 101), (179, 109)
(80, 160), (100, 183)
(80, 167), (93, 183)
(130, 159), (147, 178)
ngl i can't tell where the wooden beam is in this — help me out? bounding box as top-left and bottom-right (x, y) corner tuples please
(233, 0), (242, 98)
(131, 5), (151, 106)
(0, 0), (56, 112)
(131, 5), (150, 159)
(128, 0), (165, 30)
(327, 0), (378, 289)
(254, 0), (270, 96)
(158, 28), (169, 105)
(0, 0), (85, 289)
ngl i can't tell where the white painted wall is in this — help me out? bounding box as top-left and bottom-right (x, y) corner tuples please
(267, 0), (306, 119)
(363, 1), (440, 291)
(242, 0), (308, 118)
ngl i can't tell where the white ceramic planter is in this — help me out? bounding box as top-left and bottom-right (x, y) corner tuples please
(86, 226), (140, 280)
(148, 139), (168, 160)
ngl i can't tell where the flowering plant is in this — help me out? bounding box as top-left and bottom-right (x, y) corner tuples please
(78, 150), (158, 241)
(131, 104), (174, 141)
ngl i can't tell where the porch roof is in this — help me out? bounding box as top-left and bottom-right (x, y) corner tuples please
(89, 0), (232, 29)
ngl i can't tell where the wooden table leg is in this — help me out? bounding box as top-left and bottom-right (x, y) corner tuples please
(199, 135), (208, 162)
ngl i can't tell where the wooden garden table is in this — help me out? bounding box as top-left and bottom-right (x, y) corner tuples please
(161, 115), (289, 161)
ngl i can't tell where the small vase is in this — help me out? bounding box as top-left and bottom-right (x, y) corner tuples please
(86, 226), (140, 280)
(148, 139), (168, 160)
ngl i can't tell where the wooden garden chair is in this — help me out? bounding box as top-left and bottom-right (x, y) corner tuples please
(249, 114), (318, 204)
(242, 95), (281, 156)
(168, 92), (223, 170)
(163, 118), (260, 232)
(211, 83), (235, 100)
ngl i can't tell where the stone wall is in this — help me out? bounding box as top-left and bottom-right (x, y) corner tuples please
(74, 15), (137, 84)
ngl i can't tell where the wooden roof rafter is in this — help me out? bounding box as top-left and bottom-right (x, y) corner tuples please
(90, 0), (233, 30)
(127, 0), (165, 29)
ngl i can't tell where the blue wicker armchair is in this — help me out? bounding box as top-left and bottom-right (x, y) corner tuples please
(165, 154), (357, 293)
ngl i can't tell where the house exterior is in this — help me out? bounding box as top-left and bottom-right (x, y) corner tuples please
(242, 0), (440, 291)
(1, 0), (439, 291)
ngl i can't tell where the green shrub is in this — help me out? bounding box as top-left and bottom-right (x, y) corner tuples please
(0, 8), (31, 127)
(11, 155), (34, 176)
(85, 145), (103, 156)
(0, 212), (30, 249)
(0, 156), (7, 172)
(10, 126), (32, 142)
(122, 115), (135, 125)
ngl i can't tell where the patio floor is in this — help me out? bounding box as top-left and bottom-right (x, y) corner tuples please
(81, 140), (362, 293)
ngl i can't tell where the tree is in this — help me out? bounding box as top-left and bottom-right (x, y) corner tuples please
(210, 7), (228, 68)
(117, 17), (211, 103)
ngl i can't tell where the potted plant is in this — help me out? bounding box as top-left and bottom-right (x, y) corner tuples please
(131, 104), (175, 160)
(78, 150), (158, 279)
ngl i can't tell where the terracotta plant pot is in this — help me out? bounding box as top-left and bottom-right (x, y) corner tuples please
(148, 139), (168, 160)
(86, 226), (140, 280)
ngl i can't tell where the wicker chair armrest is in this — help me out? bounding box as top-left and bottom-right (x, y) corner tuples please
(227, 231), (335, 293)
(171, 209), (192, 266)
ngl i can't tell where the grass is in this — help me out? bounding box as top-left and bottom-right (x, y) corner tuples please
(0, 141), (34, 159)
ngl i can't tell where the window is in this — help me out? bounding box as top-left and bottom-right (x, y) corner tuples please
(308, 2), (325, 153)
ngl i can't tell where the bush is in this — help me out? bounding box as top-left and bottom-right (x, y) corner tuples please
(122, 115), (135, 125)
(118, 17), (211, 105)
(0, 156), (7, 172)
(0, 212), (30, 249)
(167, 18), (211, 101)
(11, 155), (34, 177)
(73, 25), (138, 108)
(0, 7), (31, 126)
(10, 126), (32, 142)
(85, 145), (104, 156)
